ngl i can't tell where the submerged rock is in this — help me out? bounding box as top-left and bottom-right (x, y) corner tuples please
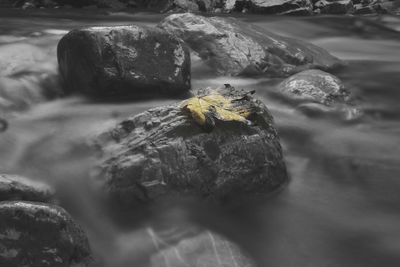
(159, 13), (343, 77)
(93, 85), (287, 205)
(57, 25), (191, 98)
(149, 228), (255, 267)
(0, 201), (91, 267)
(276, 69), (361, 120)
(0, 118), (7, 132)
(0, 174), (54, 202)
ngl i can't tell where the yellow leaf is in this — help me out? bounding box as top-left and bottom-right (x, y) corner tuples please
(181, 91), (252, 129)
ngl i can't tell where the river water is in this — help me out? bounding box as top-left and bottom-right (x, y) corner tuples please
(1, 9), (400, 267)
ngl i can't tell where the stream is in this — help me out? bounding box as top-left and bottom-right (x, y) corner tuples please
(1, 9), (400, 267)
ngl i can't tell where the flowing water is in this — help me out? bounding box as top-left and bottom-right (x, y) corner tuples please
(1, 9), (400, 267)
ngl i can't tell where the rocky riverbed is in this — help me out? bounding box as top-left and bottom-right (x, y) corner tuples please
(1, 8), (400, 267)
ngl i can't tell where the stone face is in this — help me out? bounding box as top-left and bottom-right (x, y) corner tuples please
(159, 13), (343, 77)
(314, 0), (354, 14)
(57, 25), (191, 98)
(0, 201), (91, 267)
(0, 174), (54, 202)
(248, 0), (313, 14)
(93, 85), (287, 205)
(276, 69), (361, 119)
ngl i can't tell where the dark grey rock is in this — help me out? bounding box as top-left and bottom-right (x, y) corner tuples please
(248, 0), (313, 14)
(0, 201), (91, 267)
(0, 174), (54, 202)
(159, 13), (344, 77)
(277, 69), (361, 120)
(0, 118), (7, 132)
(93, 85), (287, 205)
(314, 0), (354, 14)
(57, 25), (191, 98)
(162, 0), (217, 12)
(353, 0), (387, 14)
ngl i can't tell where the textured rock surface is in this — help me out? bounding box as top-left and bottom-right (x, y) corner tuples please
(159, 13), (344, 77)
(149, 228), (255, 267)
(93, 85), (287, 205)
(0, 201), (91, 267)
(162, 0), (217, 12)
(57, 25), (191, 98)
(0, 174), (54, 202)
(277, 69), (361, 119)
(248, 0), (313, 14)
(314, 0), (354, 14)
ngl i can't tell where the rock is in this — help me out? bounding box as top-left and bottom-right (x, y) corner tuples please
(93, 85), (287, 205)
(248, 0), (313, 14)
(276, 69), (361, 120)
(0, 174), (54, 202)
(0, 118), (7, 132)
(149, 228), (255, 267)
(162, 0), (216, 12)
(314, 0), (354, 14)
(57, 25), (191, 98)
(353, 0), (387, 14)
(158, 13), (344, 77)
(224, 0), (238, 11)
(0, 201), (91, 267)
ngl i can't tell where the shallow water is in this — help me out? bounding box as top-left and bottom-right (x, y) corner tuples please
(1, 9), (400, 267)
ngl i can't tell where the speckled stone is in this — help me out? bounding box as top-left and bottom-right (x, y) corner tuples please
(0, 201), (91, 267)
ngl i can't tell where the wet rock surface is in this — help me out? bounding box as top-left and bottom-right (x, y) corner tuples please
(57, 25), (191, 98)
(277, 69), (361, 119)
(314, 0), (354, 14)
(162, 0), (218, 12)
(0, 201), (91, 267)
(159, 13), (344, 77)
(93, 85), (287, 205)
(248, 0), (313, 14)
(0, 174), (54, 202)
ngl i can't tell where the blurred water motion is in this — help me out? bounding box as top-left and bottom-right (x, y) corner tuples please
(1, 10), (400, 267)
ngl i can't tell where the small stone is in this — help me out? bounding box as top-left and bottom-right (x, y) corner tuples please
(277, 69), (362, 120)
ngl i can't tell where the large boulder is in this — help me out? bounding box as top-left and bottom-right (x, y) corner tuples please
(57, 25), (191, 98)
(158, 13), (344, 77)
(0, 174), (54, 202)
(0, 201), (91, 267)
(248, 0), (313, 14)
(93, 85), (287, 205)
(276, 69), (361, 120)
